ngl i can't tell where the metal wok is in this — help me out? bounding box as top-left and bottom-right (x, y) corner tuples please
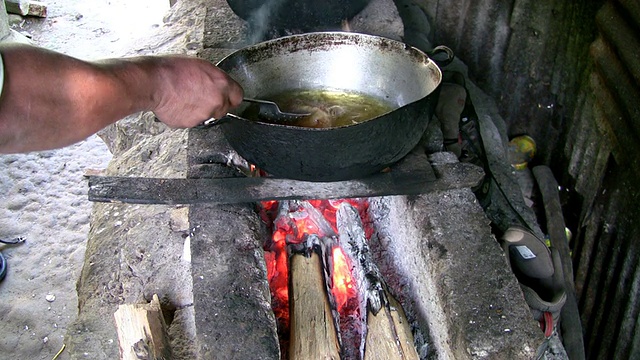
(212, 32), (448, 182)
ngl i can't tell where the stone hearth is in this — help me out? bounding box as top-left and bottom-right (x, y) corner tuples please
(64, 0), (545, 358)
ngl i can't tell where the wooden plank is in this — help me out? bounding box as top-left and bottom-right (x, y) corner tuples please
(5, 0), (47, 17)
(532, 166), (585, 360)
(87, 162), (484, 205)
(113, 294), (173, 360)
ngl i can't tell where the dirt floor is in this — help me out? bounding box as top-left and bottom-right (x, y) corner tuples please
(0, 1), (170, 359)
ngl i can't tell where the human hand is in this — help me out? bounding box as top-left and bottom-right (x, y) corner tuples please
(145, 56), (244, 128)
(0, 45), (245, 153)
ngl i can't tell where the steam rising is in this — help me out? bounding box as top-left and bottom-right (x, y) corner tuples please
(247, 0), (286, 44)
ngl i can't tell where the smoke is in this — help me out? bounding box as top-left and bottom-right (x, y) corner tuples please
(246, 0), (287, 44)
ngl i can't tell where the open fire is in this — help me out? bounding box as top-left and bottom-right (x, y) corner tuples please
(259, 199), (418, 359)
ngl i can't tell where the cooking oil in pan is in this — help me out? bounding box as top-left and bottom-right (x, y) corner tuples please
(243, 89), (395, 128)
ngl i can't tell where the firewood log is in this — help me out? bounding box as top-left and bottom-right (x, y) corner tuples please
(364, 291), (419, 360)
(289, 252), (341, 360)
(335, 201), (418, 359)
(113, 294), (173, 360)
(5, 0), (47, 17)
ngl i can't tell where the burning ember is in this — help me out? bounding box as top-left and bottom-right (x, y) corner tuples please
(260, 199), (371, 324)
(259, 199), (417, 359)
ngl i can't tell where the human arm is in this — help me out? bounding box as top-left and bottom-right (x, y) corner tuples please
(0, 44), (243, 153)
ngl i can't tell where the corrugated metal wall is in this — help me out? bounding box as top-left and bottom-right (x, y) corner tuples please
(409, 0), (640, 358)
(418, 0), (602, 165)
(572, 1), (640, 358)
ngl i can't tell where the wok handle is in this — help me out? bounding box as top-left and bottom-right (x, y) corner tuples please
(428, 45), (454, 67)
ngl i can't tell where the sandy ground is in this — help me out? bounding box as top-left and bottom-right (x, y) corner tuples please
(0, 1), (170, 359)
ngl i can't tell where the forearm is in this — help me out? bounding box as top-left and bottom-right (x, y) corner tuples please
(0, 44), (243, 154)
(0, 44), (157, 153)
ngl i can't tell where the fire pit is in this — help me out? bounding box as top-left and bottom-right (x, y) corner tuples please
(184, 126), (542, 359)
(86, 129), (488, 358)
(259, 198), (420, 359)
(67, 1), (549, 358)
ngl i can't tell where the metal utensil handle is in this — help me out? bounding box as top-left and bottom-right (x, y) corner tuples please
(196, 113), (239, 128)
(428, 45), (454, 67)
(196, 98), (261, 127)
(243, 97), (267, 104)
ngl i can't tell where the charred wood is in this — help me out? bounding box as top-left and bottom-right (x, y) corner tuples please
(87, 153), (485, 205)
(337, 202), (379, 358)
(336, 202), (419, 360)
